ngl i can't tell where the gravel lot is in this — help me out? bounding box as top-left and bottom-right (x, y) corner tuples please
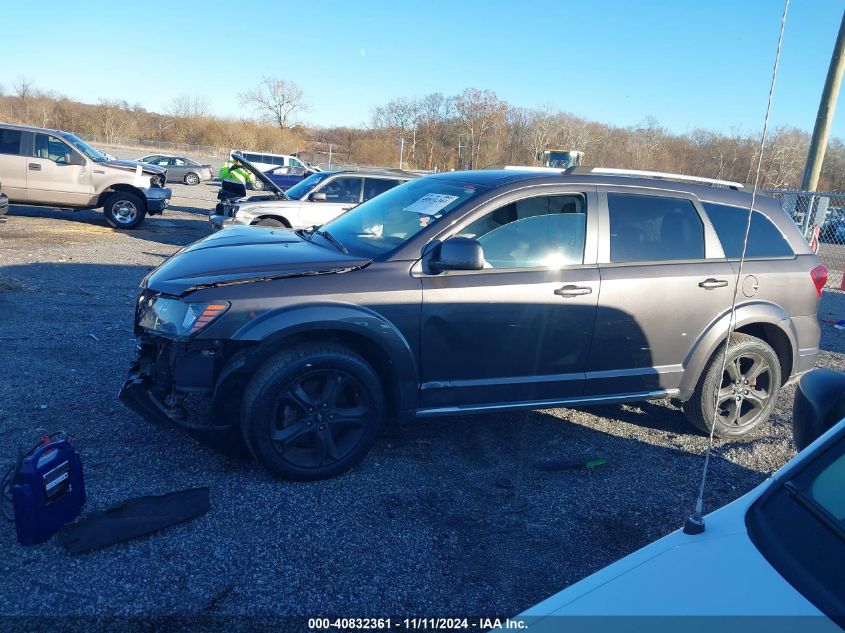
(1, 190), (844, 622)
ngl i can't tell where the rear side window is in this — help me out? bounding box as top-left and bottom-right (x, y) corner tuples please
(703, 203), (793, 259)
(0, 129), (22, 155)
(608, 193), (705, 262)
(363, 178), (400, 200)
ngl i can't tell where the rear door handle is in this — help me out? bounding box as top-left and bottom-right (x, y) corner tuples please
(699, 278), (729, 289)
(28, 163), (41, 171)
(555, 285), (592, 297)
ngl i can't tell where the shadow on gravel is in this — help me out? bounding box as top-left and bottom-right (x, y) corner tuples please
(4, 204), (210, 248)
(165, 204), (211, 216)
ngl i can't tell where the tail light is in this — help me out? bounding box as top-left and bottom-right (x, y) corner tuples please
(810, 264), (828, 298)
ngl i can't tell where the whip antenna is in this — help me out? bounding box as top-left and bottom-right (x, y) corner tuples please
(683, 0), (791, 535)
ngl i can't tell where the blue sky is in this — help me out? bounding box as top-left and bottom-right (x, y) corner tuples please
(2, 0), (843, 137)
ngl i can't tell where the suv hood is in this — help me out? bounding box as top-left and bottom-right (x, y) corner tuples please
(143, 226), (371, 296)
(105, 159), (167, 176)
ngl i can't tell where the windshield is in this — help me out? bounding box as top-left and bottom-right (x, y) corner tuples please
(63, 133), (109, 162)
(286, 172), (334, 200)
(319, 177), (487, 258)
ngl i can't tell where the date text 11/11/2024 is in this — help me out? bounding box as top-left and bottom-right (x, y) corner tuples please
(307, 617), (528, 630)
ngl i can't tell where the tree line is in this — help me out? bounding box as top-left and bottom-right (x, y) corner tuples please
(1, 76), (842, 191)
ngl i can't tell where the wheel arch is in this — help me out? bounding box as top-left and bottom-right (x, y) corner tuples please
(96, 184), (147, 209)
(251, 214), (291, 227)
(210, 304), (418, 423)
(678, 301), (797, 400)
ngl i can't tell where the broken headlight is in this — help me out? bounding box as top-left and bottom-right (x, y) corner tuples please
(137, 296), (229, 337)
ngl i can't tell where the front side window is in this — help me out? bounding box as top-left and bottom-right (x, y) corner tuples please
(318, 177), (363, 203)
(608, 193), (705, 263)
(291, 158), (304, 168)
(33, 134), (73, 163)
(703, 203), (794, 259)
(459, 194), (587, 268)
(0, 129), (22, 155)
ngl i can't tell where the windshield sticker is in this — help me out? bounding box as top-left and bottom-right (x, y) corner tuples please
(404, 193), (459, 215)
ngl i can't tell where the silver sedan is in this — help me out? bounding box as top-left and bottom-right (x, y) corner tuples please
(138, 155), (214, 185)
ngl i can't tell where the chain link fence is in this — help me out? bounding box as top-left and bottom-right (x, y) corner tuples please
(765, 189), (845, 291)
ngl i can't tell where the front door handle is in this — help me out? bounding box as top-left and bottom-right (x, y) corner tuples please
(699, 278), (729, 289)
(28, 163), (41, 171)
(555, 285), (592, 297)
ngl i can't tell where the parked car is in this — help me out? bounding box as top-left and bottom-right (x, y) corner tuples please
(231, 150), (308, 173)
(210, 152), (417, 229)
(517, 368), (845, 628)
(120, 167), (825, 480)
(0, 123), (171, 229)
(820, 207), (845, 243)
(138, 155), (214, 186)
(263, 164), (317, 191)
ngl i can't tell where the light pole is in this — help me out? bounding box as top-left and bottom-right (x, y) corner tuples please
(802, 9), (845, 192)
(398, 137), (405, 169)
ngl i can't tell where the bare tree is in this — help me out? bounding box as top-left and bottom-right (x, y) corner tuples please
(14, 76), (36, 121)
(240, 76), (307, 129)
(454, 88), (507, 169)
(96, 99), (134, 143)
(168, 94), (210, 119)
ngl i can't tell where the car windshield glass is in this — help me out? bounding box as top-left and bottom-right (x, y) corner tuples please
(63, 133), (108, 162)
(320, 177), (487, 258)
(286, 172), (333, 200)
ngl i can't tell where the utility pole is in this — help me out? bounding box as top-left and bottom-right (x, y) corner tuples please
(801, 9), (845, 192)
(398, 137), (405, 169)
(457, 138), (462, 170)
(328, 144), (333, 169)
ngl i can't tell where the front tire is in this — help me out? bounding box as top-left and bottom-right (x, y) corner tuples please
(241, 343), (385, 480)
(184, 172), (200, 186)
(683, 333), (781, 438)
(103, 192), (147, 230)
(254, 217), (286, 228)
(251, 179), (265, 191)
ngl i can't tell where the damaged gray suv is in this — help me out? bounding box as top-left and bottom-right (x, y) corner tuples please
(120, 167), (826, 480)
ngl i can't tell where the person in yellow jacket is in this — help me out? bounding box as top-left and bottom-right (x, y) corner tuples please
(219, 159), (263, 190)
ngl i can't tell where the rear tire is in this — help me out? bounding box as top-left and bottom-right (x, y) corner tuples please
(103, 192), (147, 230)
(682, 333), (781, 438)
(184, 172), (200, 186)
(241, 343), (385, 480)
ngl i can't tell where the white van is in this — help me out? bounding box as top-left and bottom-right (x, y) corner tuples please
(231, 151), (306, 173)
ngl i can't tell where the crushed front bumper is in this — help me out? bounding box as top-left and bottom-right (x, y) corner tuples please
(209, 201), (244, 231)
(118, 337), (244, 452)
(141, 187), (172, 215)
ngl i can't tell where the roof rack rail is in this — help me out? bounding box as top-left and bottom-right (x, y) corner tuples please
(566, 166), (744, 189)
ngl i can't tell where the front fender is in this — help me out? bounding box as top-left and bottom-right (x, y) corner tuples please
(226, 302), (419, 411)
(678, 301), (797, 400)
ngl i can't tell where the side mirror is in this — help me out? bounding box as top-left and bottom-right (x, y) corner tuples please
(311, 192), (327, 202)
(429, 237), (484, 272)
(793, 369), (845, 450)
